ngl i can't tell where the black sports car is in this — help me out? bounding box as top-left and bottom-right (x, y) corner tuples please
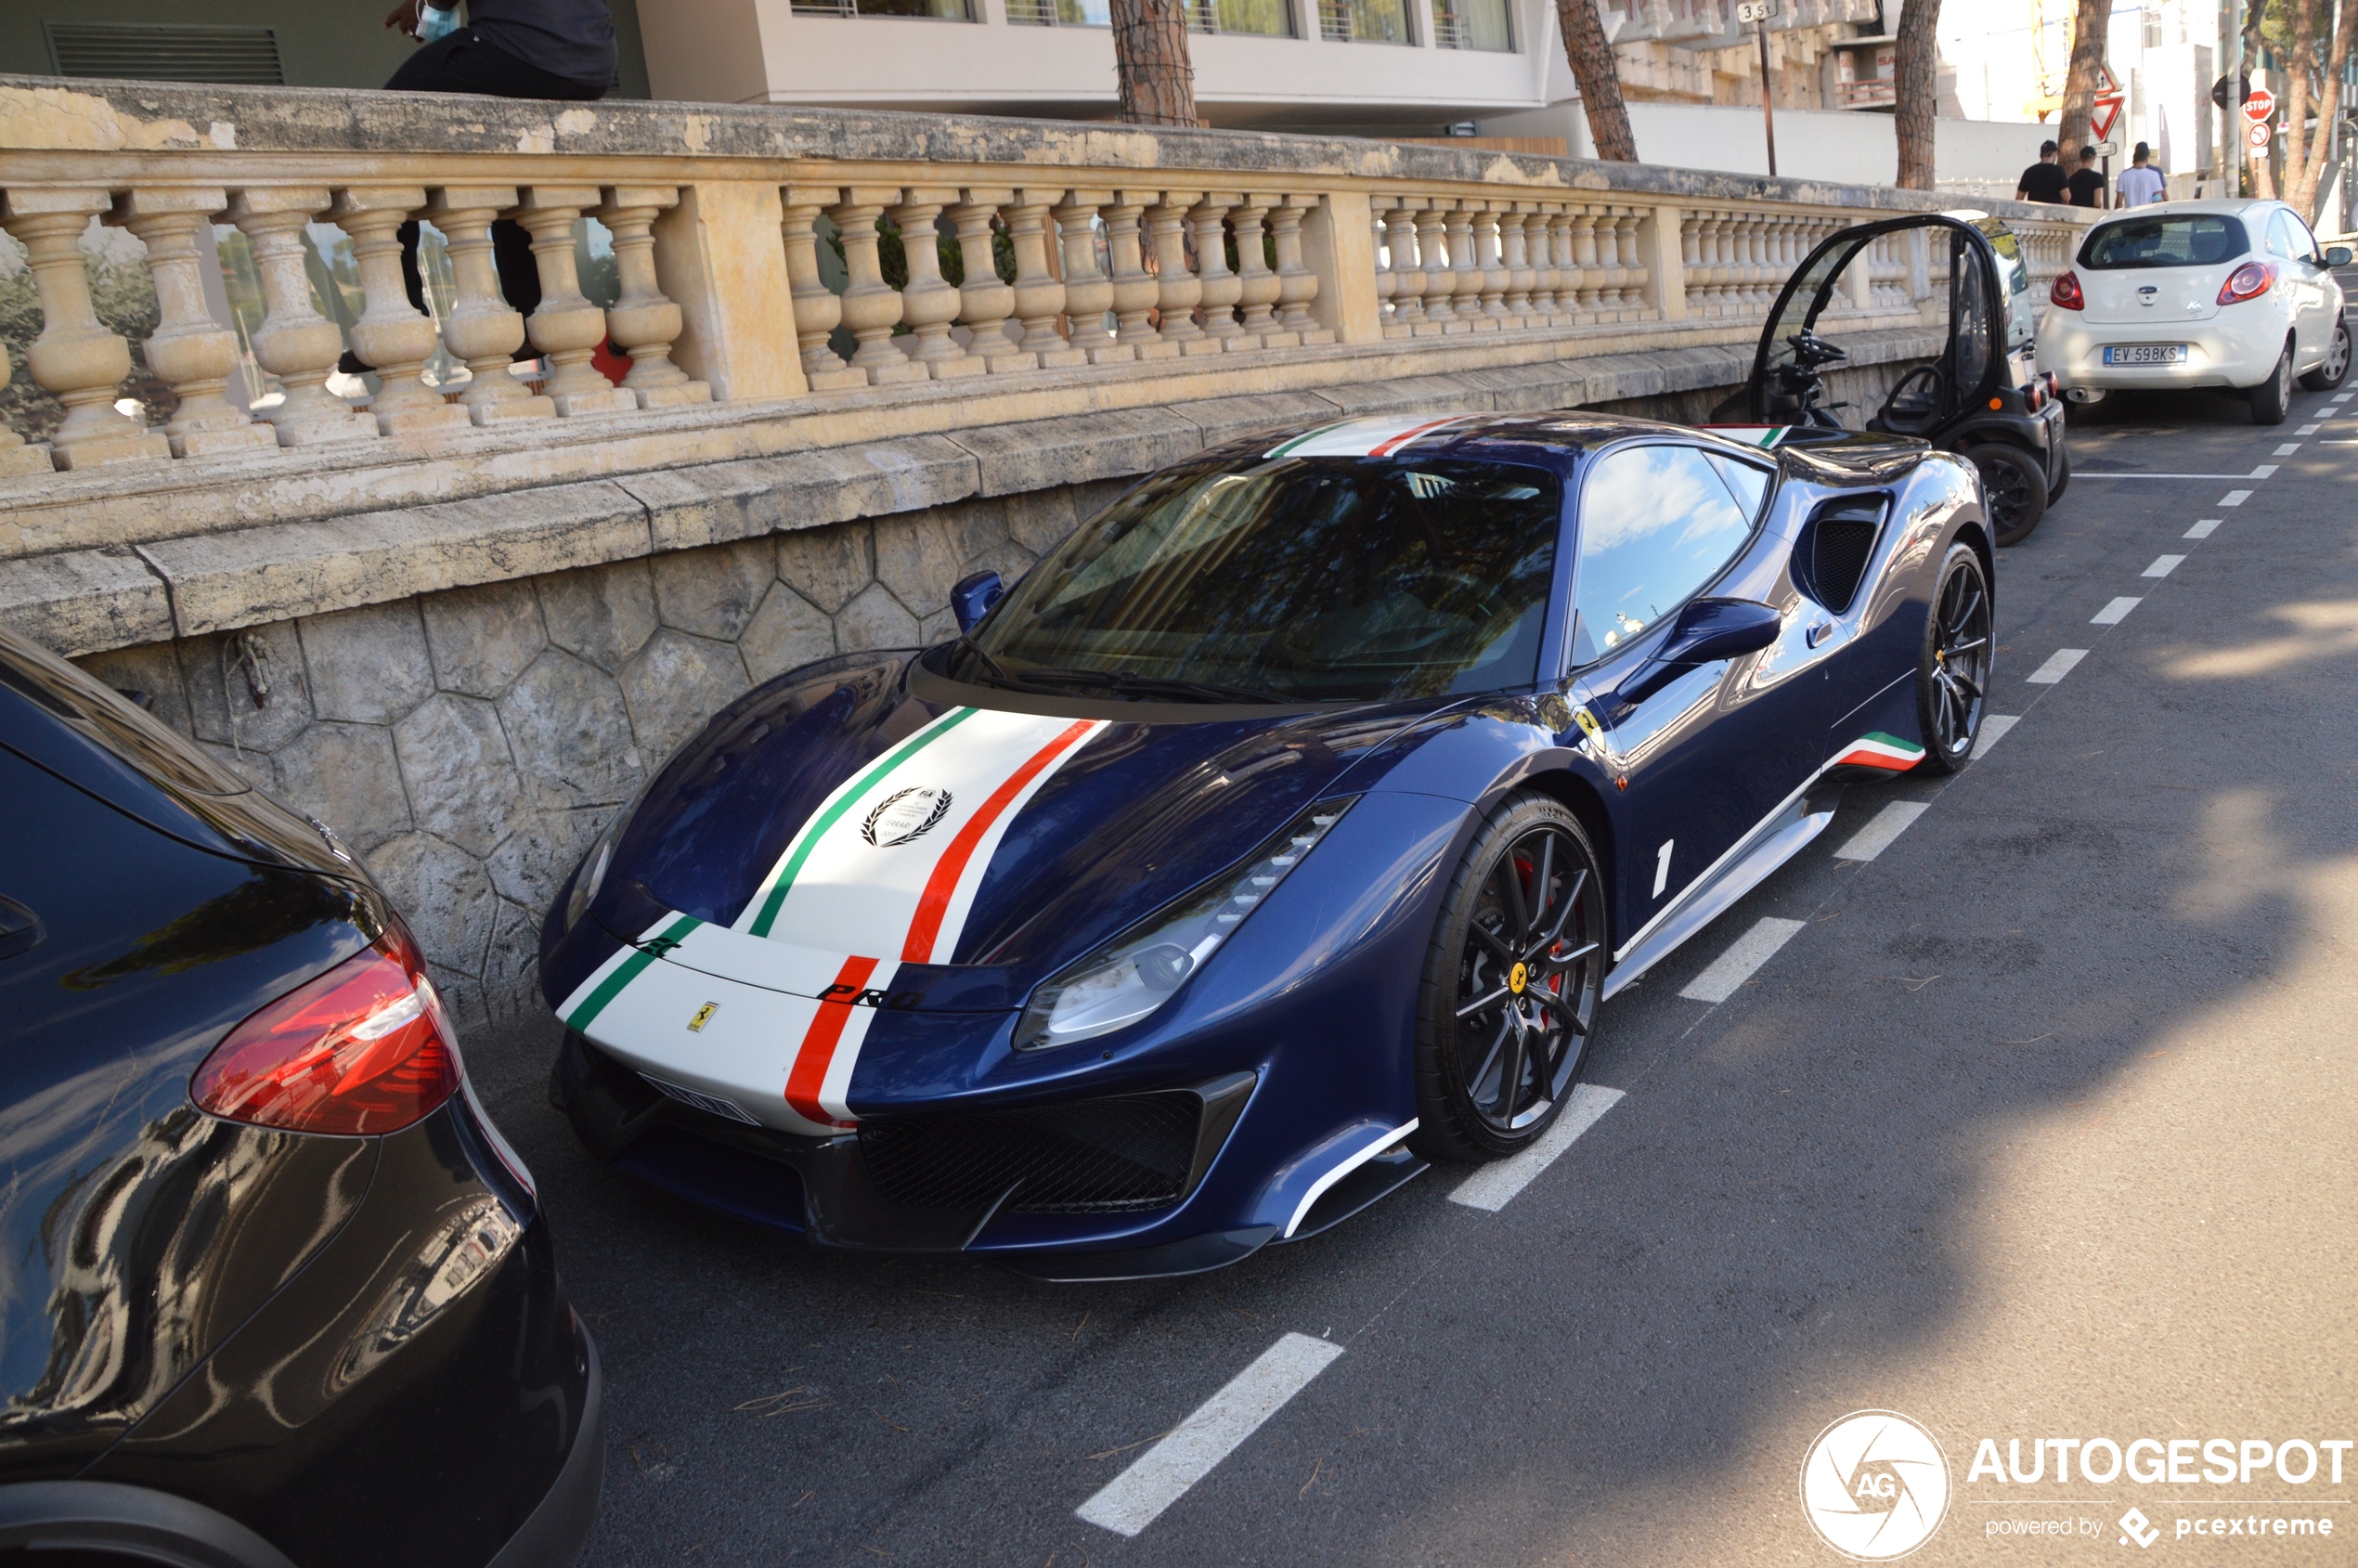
(0, 627), (602, 1567)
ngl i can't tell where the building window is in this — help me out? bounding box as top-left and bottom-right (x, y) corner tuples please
(1004, 0), (1109, 23)
(1430, 0), (1510, 50)
(1319, 0), (1410, 43)
(1189, 0), (1295, 35)
(792, 0), (974, 18)
(2142, 6), (2163, 48)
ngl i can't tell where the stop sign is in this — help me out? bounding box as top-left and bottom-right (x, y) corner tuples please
(2245, 85), (2276, 122)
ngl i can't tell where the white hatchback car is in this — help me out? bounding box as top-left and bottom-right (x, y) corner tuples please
(2038, 198), (2352, 423)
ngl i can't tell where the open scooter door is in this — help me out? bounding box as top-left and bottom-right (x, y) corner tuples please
(1741, 212), (2069, 545)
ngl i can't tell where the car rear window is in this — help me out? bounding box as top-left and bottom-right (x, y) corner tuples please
(2079, 214), (2250, 270)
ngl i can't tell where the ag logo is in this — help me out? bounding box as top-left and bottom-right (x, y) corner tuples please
(1798, 1410), (1950, 1561)
(862, 786), (952, 848)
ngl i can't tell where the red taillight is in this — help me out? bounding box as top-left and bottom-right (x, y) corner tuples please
(2219, 261), (2275, 305)
(194, 932), (460, 1135)
(2051, 270), (2084, 310)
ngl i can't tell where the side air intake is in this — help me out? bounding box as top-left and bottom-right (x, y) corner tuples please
(1800, 497), (1887, 615)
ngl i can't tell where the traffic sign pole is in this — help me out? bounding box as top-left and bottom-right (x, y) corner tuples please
(1738, 1), (1781, 177)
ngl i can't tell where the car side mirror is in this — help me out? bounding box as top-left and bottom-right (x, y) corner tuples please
(1613, 598), (1784, 706)
(2327, 246), (2352, 267)
(951, 571), (1004, 634)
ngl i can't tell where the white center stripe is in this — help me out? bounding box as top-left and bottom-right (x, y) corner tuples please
(2220, 489), (2252, 506)
(1076, 1334), (1345, 1537)
(1970, 714), (2020, 759)
(1448, 1084), (1626, 1211)
(2143, 554), (2185, 578)
(2274, 443), (2303, 456)
(2184, 519), (2222, 538)
(2092, 596), (2142, 625)
(2299, 424), (2323, 434)
(2027, 648), (2087, 684)
(1834, 801), (1930, 862)
(1680, 916), (1807, 1004)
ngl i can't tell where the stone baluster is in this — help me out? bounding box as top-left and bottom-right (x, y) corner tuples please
(597, 186), (712, 407)
(1271, 197), (1328, 343)
(423, 187), (554, 423)
(781, 187), (864, 392)
(951, 188), (1030, 373)
(1547, 207), (1582, 325)
(1146, 191), (1211, 354)
(1616, 212), (1650, 321)
(110, 188), (276, 458)
(1598, 207), (1631, 317)
(1570, 208), (1604, 319)
(1476, 204), (1510, 326)
(888, 188), (979, 380)
(329, 187), (471, 434)
(1501, 206), (1536, 327)
(512, 186), (636, 416)
(1746, 214), (1774, 309)
(830, 189), (924, 385)
(227, 188), (378, 446)
(1445, 202), (1484, 331)
(1101, 193), (1170, 358)
(1414, 201), (1457, 329)
(1525, 205), (1561, 322)
(1369, 198), (1397, 332)
(1382, 200), (1427, 337)
(0, 190), (169, 470)
(0, 344), (46, 473)
(1231, 196), (1285, 345)
(1052, 189), (1127, 363)
(1006, 189), (1082, 368)
(1709, 213), (1740, 316)
(1190, 193), (1246, 349)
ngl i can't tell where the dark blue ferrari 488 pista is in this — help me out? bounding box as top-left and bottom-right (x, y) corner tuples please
(540, 411), (1994, 1279)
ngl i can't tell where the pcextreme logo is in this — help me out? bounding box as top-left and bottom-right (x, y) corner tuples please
(1800, 1410), (1953, 1561)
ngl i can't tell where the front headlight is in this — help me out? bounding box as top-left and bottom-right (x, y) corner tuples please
(563, 784), (647, 933)
(1014, 797), (1356, 1052)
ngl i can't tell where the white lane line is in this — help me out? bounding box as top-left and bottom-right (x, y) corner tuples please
(2298, 423), (2323, 434)
(1679, 916), (1807, 1004)
(2220, 489), (2252, 506)
(2026, 648), (2088, 683)
(2143, 554), (2185, 577)
(2092, 596), (2142, 624)
(2184, 518), (2222, 538)
(1833, 800), (1929, 862)
(2335, 392), (2354, 402)
(1448, 1083), (1626, 1212)
(1077, 1333), (1344, 1537)
(2274, 443), (2303, 456)
(2249, 464), (2278, 478)
(1970, 714), (2020, 759)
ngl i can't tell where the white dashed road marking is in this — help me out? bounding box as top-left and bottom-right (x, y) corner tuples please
(2184, 519), (2222, 538)
(2298, 424), (2323, 434)
(2143, 554), (2185, 578)
(1680, 917), (1807, 1004)
(2274, 443), (2303, 456)
(2092, 596), (2142, 624)
(1448, 1084), (1626, 1212)
(1970, 715), (2020, 759)
(2027, 649), (2088, 684)
(2249, 464), (2278, 478)
(2220, 489), (2252, 506)
(1077, 1334), (1344, 1537)
(1833, 801), (1929, 862)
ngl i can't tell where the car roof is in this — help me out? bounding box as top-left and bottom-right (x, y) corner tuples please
(1208, 411), (1770, 470)
(2094, 198), (2278, 220)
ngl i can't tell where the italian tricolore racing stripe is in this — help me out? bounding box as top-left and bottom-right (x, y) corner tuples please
(555, 706), (1107, 1133)
(1832, 732), (1926, 771)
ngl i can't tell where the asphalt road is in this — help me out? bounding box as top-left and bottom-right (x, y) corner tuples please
(461, 366), (2358, 1568)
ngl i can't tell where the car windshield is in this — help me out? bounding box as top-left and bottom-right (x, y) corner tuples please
(948, 455), (1561, 703)
(2079, 214), (2250, 269)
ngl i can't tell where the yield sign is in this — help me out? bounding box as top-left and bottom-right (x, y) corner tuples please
(2092, 61), (2125, 142)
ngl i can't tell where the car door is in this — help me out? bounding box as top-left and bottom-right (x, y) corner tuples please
(1563, 441), (1827, 941)
(2274, 209), (2334, 366)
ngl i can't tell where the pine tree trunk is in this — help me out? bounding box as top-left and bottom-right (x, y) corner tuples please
(2055, 0), (2108, 162)
(2283, 0), (2319, 200)
(2290, 0), (2354, 223)
(1110, 0), (1203, 128)
(1555, 0), (1638, 162)
(1895, 0), (1943, 189)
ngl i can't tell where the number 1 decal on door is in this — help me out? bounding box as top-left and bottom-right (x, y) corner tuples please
(1652, 839), (1675, 898)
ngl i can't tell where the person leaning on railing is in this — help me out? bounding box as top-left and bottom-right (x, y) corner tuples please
(358, 0), (621, 369)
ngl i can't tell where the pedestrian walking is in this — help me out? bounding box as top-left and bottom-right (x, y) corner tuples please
(2066, 146), (2108, 209)
(2016, 140), (2069, 204)
(2117, 143), (2167, 207)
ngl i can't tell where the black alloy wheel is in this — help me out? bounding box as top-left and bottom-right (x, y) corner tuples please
(1412, 793), (1606, 1161)
(1914, 542), (1991, 775)
(2299, 320), (2352, 391)
(1968, 443), (2049, 548)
